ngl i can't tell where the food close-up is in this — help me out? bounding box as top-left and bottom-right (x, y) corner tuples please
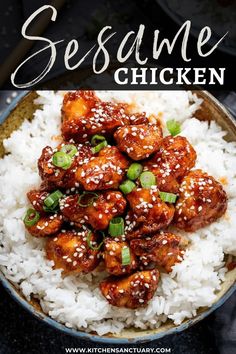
(0, 90), (235, 337)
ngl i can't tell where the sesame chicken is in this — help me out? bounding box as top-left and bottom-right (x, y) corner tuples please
(25, 214), (63, 238)
(60, 191), (126, 230)
(61, 91), (131, 142)
(144, 136), (197, 193)
(46, 230), (101, 274)
(130, 232), (187, 273)
(75, 146), (129, 191)
(174, 169), (227, 231)
(103, 238), (138, 276)
(114, 124), (163, 161)
(125, 187), (175, 239)
(38, 144), (93, 190)
(23, 91), (229, 310)
(27, 190), (49, 213)
(100, 269), (159, 309)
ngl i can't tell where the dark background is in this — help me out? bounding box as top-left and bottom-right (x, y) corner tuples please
(0, 0), (235, 89)
(0, 1), (236, 353)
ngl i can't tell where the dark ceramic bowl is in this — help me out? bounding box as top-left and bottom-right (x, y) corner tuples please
(0, 91), (236, 344)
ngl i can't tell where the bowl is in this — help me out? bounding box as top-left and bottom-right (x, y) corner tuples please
(0, 90), (236, 344)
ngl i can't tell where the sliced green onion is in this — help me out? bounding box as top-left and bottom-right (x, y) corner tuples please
(44, 190), (63, 208)
(140, 171), (156, 188)
(43, 205), (59, 213)
(60, 144), (77, 157)
(43, 190), (63, 212)
(166, 119), (181, 136)
(127, 163), (143, 181)
(91, 140), (108, 154)
(78, 192), (99, 207)
(122, 246), (131, 266)
(91, 135), (106, 146)
(23, 208), (40, 227)
(119, 180), (136, 195)
(108, 217), (124, 237)
(159, 191), (177, 203)
(86, 230), (104, 251)
(52, 151), (72, 170)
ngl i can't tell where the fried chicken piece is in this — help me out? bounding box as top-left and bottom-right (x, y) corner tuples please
(75, 146), (129, 191)
(100, 269), (159, 309)
(38, 144), (93, 190)
(130, 232), (187, 273)
(61, 91), (131, 142)
(46, 230), (100, 274)
(26, 213), (63, 238)
(27, 190), (49, 213)
(144, 136), (197, 193)
(60, 191), (126, 230)
(174, 169), (227, 232)
(114, 124), (163, 160)
(125, 187), (175, 239)
(103, 239), (138, 276)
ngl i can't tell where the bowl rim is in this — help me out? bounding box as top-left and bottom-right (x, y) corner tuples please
(0, 90), (236, 344)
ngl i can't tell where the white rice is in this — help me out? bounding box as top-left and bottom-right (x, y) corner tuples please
(0, 90), (235, 336)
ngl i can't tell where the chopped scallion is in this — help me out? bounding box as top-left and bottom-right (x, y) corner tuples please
(127, 163), (143, 181)
(43, 190), (63, 212)
(52, 151), (72, 170)
(91, 135), (106, 146)
(91, 140), (108, 154)
(78, 192), (99, 207)
(159, 191), (177, 203)
(166, 119), (181, 136)
(119, 180), (136, 195)
(86, 230), (104, 251)
(44, 190), (63, 208)
(140, 171), (156, 188)
(23, 208), (40, 227)
(108, 217), (124, 237)
(122, 246), (131, 266)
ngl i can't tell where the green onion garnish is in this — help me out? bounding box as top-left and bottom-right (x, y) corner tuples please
(166, 119), (181, 136)
(119, 180), (136, 195)
(108, 217), (124, 237)
(44, 190), (63, 211)
(60, 144), (77, 157)
(127, 163), (143, 181)
(121, 246), (131, 266)
(52, 151), (72, 170)
(159, 191), (177, 203)
(91, 135), (106, 146)
(78, 192), (99, 207)
(86, 230), (104, 251)
(23, 208), (40, 227)
(92, 140), (108, 154)
(140, 171), (156, 188)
